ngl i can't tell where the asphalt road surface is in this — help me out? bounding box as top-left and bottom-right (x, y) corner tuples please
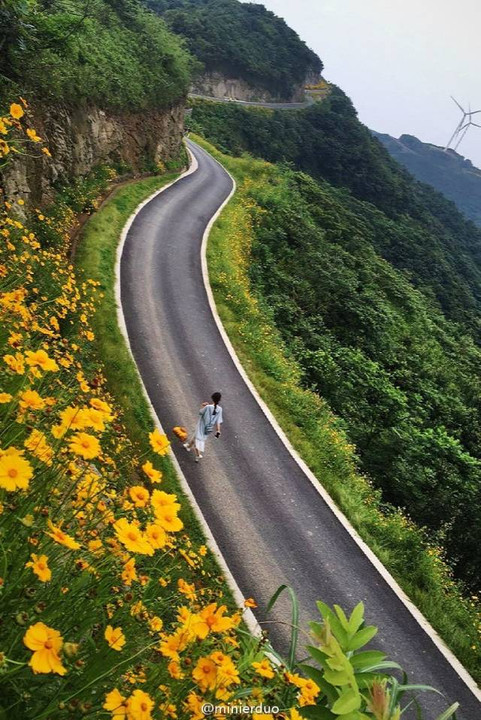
(120, 139), (481, 718)
(188, 92), (314, 109)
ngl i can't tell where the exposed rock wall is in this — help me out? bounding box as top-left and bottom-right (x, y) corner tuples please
(191, 70), (319, 103)
(1, 102), (185, 206)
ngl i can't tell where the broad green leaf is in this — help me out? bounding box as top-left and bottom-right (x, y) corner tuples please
(347, 602), (364, 635)
(346, 625), (377, 651)
(299, 707), (337, 720)
(435, 702), (460, 720)
(332, 689), (361, 715)
(324, 667), (351, 686)
(306, 644), (330, 667)
(334, 604), (350, 631)
(316, 601), (348, 646)
(299, 663), (327, 688)
(299, 664), (338, 704)
(350, 650), (386, 670)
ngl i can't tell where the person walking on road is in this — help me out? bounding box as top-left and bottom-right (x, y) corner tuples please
(184, 392), (223, 462)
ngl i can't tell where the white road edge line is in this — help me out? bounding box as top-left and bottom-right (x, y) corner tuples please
(114, 149), (261, 638)
(195, 139), (481, 701)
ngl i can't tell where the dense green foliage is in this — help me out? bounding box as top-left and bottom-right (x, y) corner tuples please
(243, 167), (481, 588)
(373, 131), (481, 227)
(0, 0), (192, 109)
(144, 0), (322, 99)
(191, 98), (481, 589)
(190, 93), (481, 336)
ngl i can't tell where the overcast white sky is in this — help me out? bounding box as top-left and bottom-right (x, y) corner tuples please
(251, 0), (481, 167)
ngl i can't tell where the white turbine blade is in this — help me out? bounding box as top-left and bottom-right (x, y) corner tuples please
(451, 95), (465, 113)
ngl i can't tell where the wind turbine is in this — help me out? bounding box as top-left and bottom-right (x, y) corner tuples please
(445, 96), (481, 150)
(454, 117), (481, 152)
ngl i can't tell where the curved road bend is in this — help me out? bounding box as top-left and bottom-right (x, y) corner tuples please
(120, 140), (480, 718)
(188, 92), (314, 109)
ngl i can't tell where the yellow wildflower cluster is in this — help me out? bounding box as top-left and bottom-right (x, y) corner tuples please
(0, 100), (51, 164)
(0, 106), (303, 718)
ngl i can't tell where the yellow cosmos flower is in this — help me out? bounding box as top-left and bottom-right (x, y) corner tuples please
(178, 578), (196, 602)
(192, 656), (218, 691)
(244, 597), (258, 608)
(167, 659), (184, 679)
(25, 349), (59, 372)
(0, 392), (12, 403)
(104, 625), (126, 651)
(25, 553), (51, 582)
(19, 389), (46, 411)
(114, 518), (154, 556)
(10, 103), (24, 119)
(3, 353), (25, 374)
(121, 557), (137, 585)
(90, 397), (113, 418)
(46, 519), (80, 550)
(145, 522), (167, 549)
(0, 447), (33, 491)
(151, 489), (180, 514)
(103, 688), (129, 719)
(252, 658), (275, 679)
(155, 505), (183, 533)
(149, 429), (170, 456)
(128, 485), (150, 507)
(149, 616), (163, 632)
(23, 622), (66, 675)
(24, 429), (53, 465)
(69, 432), (100, 459)
(129, 690), (154, 720)
(142, 460), (162, 484)
(26, 128), (42, 143)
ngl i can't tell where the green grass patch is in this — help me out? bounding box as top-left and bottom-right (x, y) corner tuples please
(192, 134), (481, 682)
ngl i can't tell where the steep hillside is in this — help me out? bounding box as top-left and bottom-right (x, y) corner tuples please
(0, 0), (191, 110)
(373, 131), (481, 227)
(190, 95), (481, 590)
(144, 0), (322, 101)
(190, 94), (481, 336)
(0, 0), (191, 206)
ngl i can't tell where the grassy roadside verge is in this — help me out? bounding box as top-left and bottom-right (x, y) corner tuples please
(74, 170), (234, 600)
(192, 134), (481, 682)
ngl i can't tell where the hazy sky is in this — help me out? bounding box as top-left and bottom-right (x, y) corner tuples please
(251, 0), (481, 167)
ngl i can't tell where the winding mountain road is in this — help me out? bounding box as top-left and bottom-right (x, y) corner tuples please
(119, 139), (481, 718)
(188, 92), (315, 109)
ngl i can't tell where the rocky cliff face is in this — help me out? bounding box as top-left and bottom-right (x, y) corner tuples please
(1, 102), (185, 206)
(191, 70), (320, 103)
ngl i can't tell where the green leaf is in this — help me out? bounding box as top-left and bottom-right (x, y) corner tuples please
(316, 601), (349, 646)
(299, 707), (337, 720)
(324, 667), (351, 686)
(346, 625), (377, 651)
(435, 702), (460, 720)
(299, 663), (339, 704)
(267, 584), (299, 670)
(332, 689), (361, 715)
(306, 644), (330, 668)
(334, 604), (350, 631)
(350, 650), (386, 670)
(299, 663), (327, 688)
(347, 602), (364, 635)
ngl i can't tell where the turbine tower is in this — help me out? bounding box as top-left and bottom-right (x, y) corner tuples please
(445, 97), (481, 151)
(454, 117), (481, 152)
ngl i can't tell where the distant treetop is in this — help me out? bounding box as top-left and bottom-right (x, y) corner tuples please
(144, 0), (323, 99)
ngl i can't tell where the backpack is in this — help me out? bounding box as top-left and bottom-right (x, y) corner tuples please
(204, 405), (219, 434)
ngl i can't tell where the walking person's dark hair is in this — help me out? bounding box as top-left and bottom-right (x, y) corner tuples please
(212, 392), (221, 411)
